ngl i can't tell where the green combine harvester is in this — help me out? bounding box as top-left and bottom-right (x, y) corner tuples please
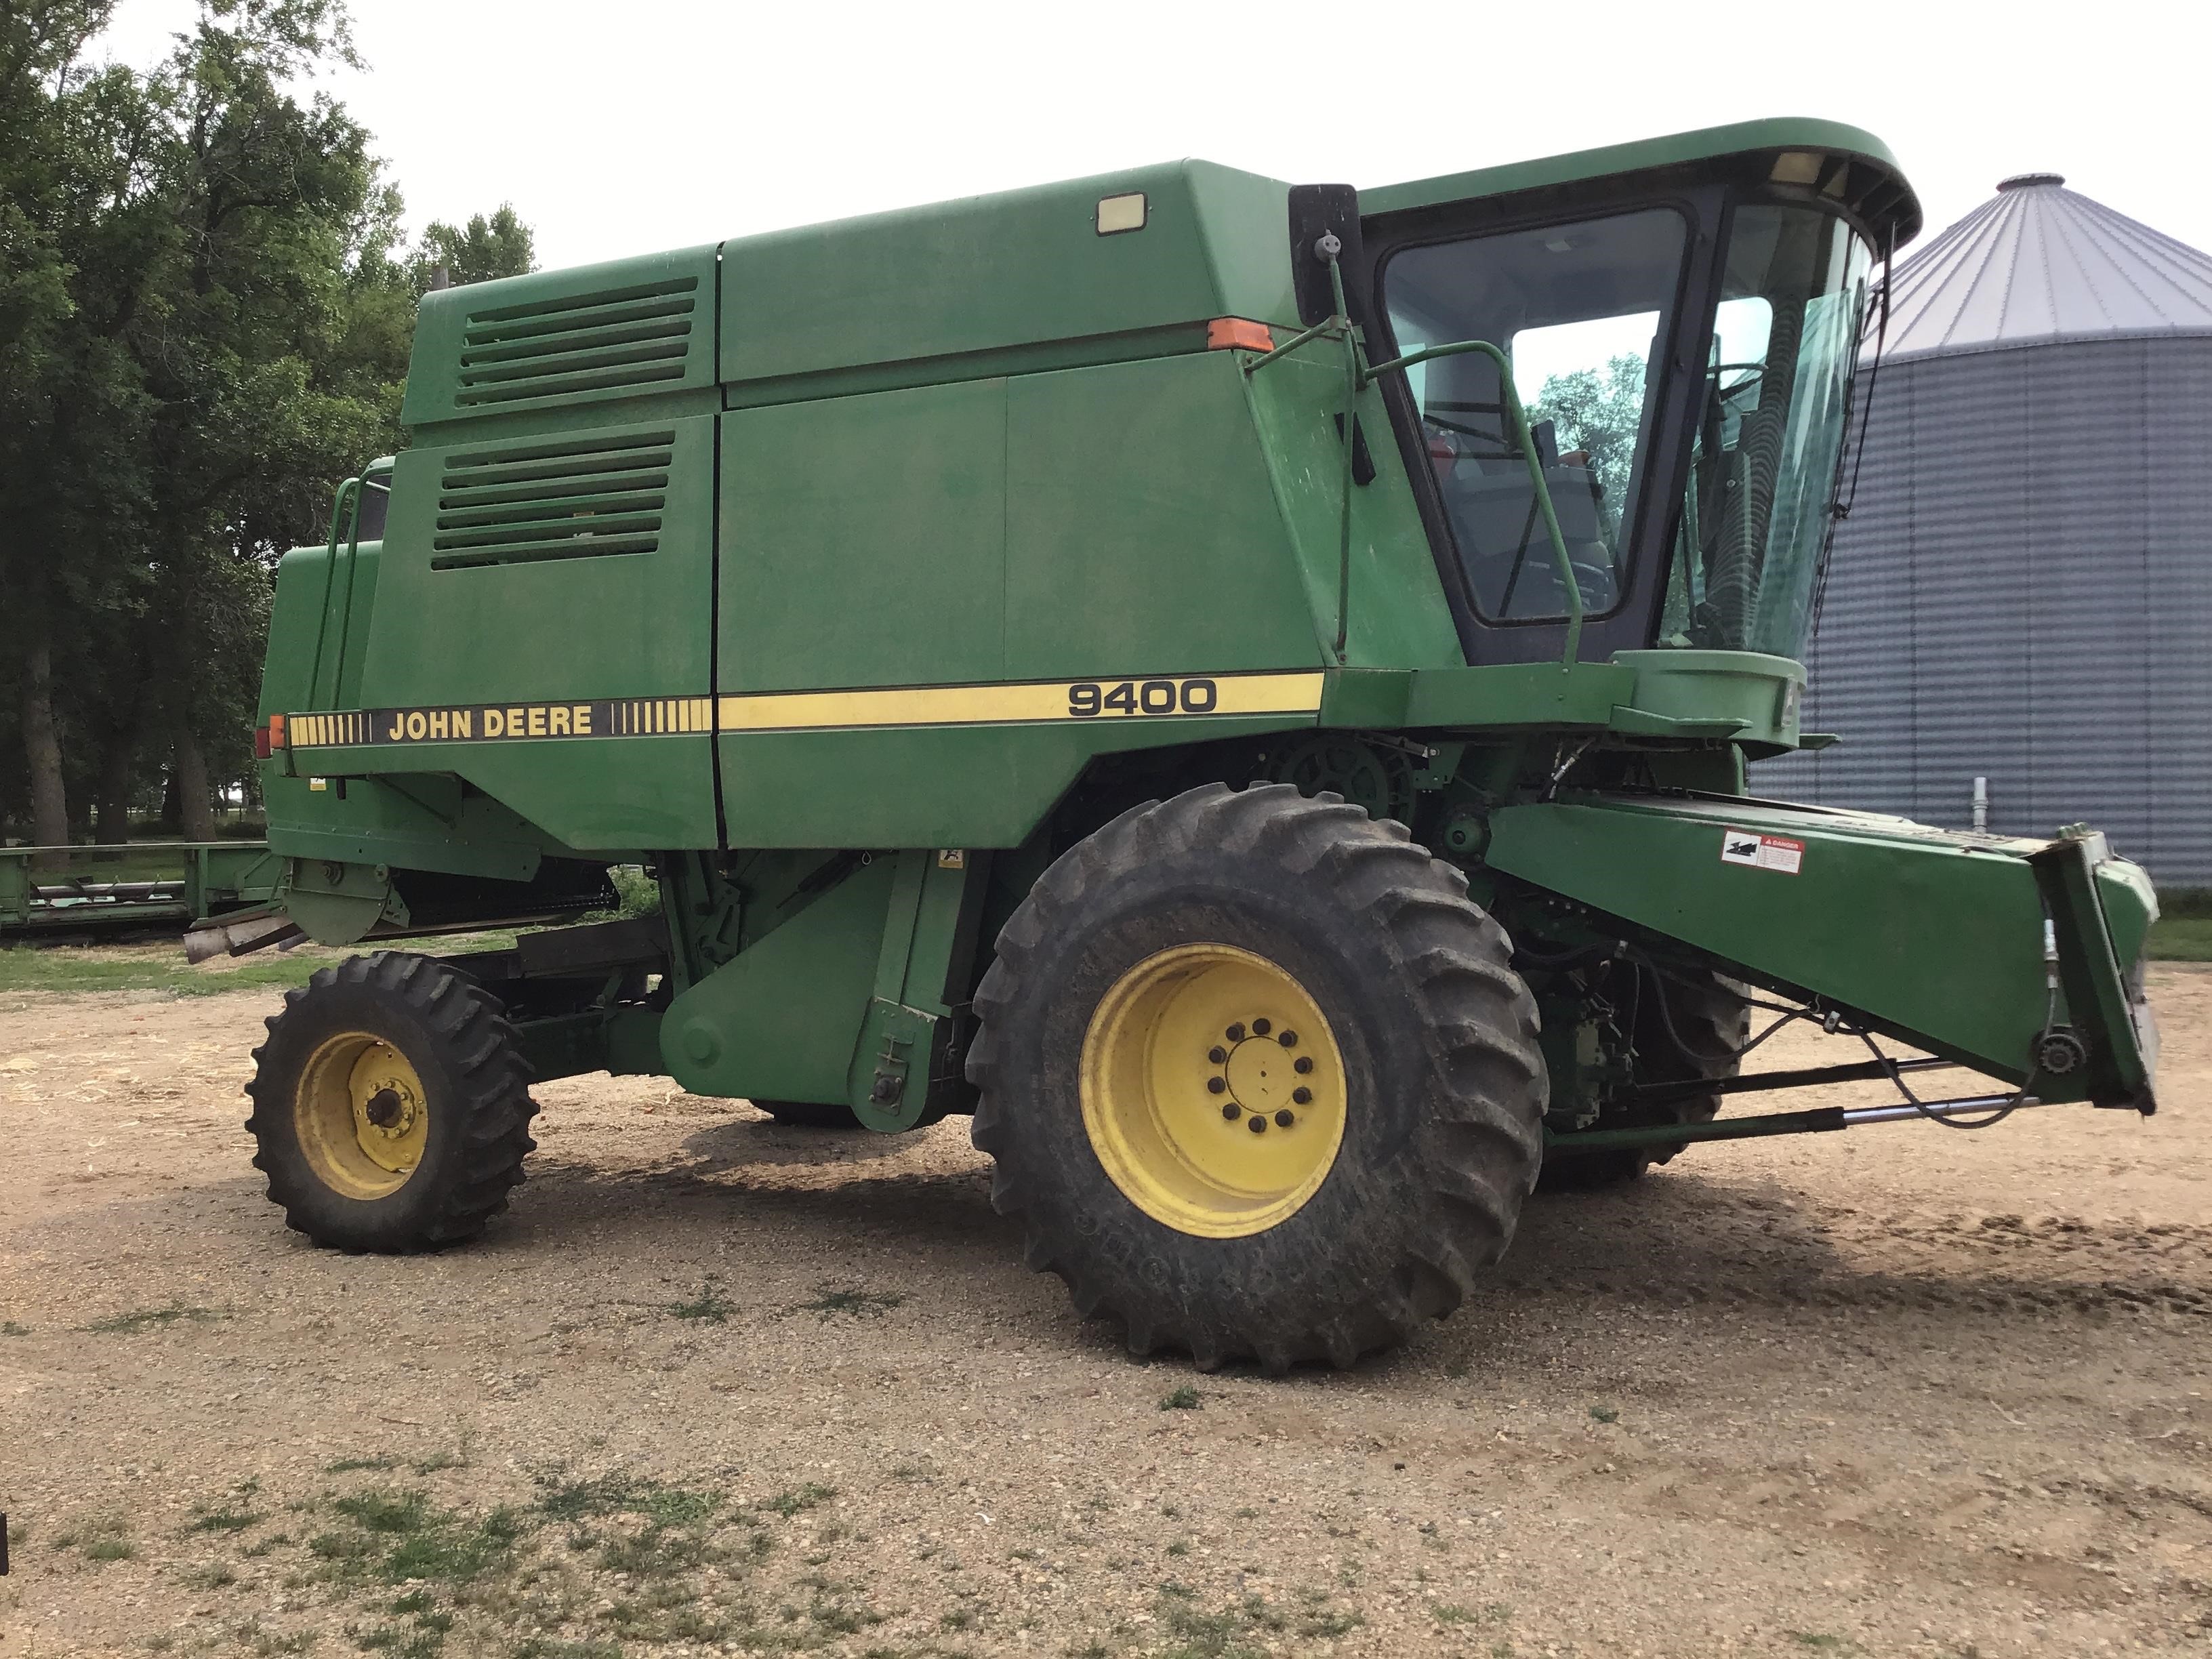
(220, 118), (2158, 1370)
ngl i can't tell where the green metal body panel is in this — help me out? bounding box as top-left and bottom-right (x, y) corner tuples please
(1484, 794), (2156, 1106)
(718, 162), (1296, 392)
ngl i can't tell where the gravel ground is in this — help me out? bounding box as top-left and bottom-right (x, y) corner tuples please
(1, 962), (2208, 1659)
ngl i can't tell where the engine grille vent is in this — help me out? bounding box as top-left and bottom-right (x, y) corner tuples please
(431, 432), (674, 570)
(456, 278), (699, 407)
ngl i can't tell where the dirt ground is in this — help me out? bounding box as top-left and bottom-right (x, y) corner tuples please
(2, 964), (2208, 1659)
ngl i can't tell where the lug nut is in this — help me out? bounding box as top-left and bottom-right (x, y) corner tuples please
(1225, 1023), (1244, 1042)
(1208, 1046), (1228, 1065)
(1277, 1030), (1298, 1048)
(1294, 1056), (1314, 1075)
(1221, 1103), (1241, 1121)
(1248, 1116), (1267, 1134)
(1275, 1109), (1294, 1128)
(1252, 1017), (1271, 1036)
(1206, 1076), (1227, 1094)
(1292, 1086), (1313, 1105)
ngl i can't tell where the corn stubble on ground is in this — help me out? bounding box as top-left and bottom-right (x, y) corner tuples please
(3, 954), (2212, 1656)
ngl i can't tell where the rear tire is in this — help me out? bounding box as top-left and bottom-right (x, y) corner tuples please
(750, 1099), (862, 1130)
(968, 783), (1546, 1370)
(245, 951), (538, 1251)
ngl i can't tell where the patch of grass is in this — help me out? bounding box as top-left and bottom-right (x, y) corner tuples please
(314, 1487), (521, 1587)
(85, 1302), (218, 1334)
(389, 1591), (436, 1614)
(792, 1286), (905, 1319)
(668, 1279), (735, 1323)
(535, 1472), (718, 1528)
(2149, 914), (2212, 961)
(1435, 1603), (1474, 1625)
(1589, 1404), (1619, 1424)
(759, 1483), (836, 1517)
(54, 1514), (134, 1560)
(328, 1456), (401, 1474)
(411, 1446), (470, 1476)
(512, 1643), (621, 1659)
(941, 1610), (975, 1631)
(1165, 1539), (1189, 1557)
(0, 935), (522, 1000)
(1789, 1637), (1857, 1654)
(184, 1562), (239, 1590)
(1160, 1386), (1201, 1412)
(1298, 1608), (1361, 1638)
(189, 1504), (264, 1534)
(1, 1320), (28, 1336)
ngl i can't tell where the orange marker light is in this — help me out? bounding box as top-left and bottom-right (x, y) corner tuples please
(269, 714), (287, 748)
(1206, 318), (1275, 352)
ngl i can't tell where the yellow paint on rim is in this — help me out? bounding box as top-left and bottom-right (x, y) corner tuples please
(293, 1030), (429, 1200)
(1080, 943), (1348, 1239)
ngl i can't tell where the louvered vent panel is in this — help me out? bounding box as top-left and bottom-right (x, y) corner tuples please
(431, 432), (674, 570)
(456, 279), (698, 407)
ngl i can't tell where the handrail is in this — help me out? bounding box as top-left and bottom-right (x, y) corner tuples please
(306, 475), (362, 703)
(1361, 337), (1584, 668)
(325, 457), (394, 715)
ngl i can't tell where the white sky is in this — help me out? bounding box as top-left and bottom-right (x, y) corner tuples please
(96, 0), (2208, 279)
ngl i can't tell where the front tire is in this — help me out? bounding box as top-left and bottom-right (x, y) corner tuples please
(968, 783), (1545, 1370)
(1541, 966), (1750, 1189)
(245, 952), (538, 1251)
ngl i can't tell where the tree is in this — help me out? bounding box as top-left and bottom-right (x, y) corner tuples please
(0, 0), (536, 851)
(1531, 352), (1650, 518)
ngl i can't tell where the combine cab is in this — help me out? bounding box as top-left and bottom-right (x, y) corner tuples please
(226, 118), (2156, 1368)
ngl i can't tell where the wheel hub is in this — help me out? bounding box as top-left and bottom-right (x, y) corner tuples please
(1080, 943), (1349, 1239)
(293, 1031), (430, 1198)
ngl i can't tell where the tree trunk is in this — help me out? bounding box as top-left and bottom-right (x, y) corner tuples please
(94, 733), (136, 843)
(20, 611), (70, 869)
(173, 723), (216, 841)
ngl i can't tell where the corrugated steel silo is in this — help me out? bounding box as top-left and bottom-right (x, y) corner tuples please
(1764, 174), (2212, 884)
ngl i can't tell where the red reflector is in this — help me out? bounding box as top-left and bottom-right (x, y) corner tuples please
(253, 728), (272, 760)
(269, 714), (286, 747)
(1206, 317), (1274, 352)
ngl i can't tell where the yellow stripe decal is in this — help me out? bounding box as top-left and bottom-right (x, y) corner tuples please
(717, 672), (1326, 733)
(282, 672), (1328, 747)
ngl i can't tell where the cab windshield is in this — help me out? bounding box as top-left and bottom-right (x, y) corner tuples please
(1659, 206), (1872, 656)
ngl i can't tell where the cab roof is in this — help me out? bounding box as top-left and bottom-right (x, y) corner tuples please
(1365, 117), (1923, 249)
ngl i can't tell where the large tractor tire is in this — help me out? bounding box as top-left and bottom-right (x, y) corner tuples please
(967, 783), (1545, 1371)
(1541, 967), (1750, 1190)
(750, 1099), (863, 1130)
(245, 952), (538, 1251)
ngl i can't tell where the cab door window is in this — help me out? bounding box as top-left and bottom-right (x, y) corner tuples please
(1381, 208), (1689, 623)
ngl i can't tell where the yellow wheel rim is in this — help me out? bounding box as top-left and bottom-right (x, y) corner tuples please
(1080, 943), (1348, 1239)
(293, 1031), (429, 1200)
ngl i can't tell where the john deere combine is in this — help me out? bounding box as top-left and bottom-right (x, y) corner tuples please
(224, 119), (2158, 1368)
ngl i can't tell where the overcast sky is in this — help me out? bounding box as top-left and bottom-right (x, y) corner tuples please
(96, 0), (2207, 275)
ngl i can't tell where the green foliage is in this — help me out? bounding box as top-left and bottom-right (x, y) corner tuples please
(0, 2), (533, 844)
(1530, 353), (1647, 510)
(1160, 1386), (1201, 1411)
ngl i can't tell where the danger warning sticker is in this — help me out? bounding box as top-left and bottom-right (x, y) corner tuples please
(1721, 828), (1804, 875)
